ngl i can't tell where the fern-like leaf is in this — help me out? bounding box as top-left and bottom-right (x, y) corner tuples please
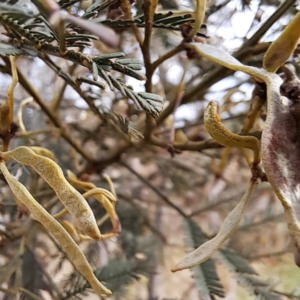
(183, 219), (225, 299)
(0, 43), (38, 57)
(100, 11), (208, 38)
(217, 249), (282, 300)
(62, 257), (152, 299)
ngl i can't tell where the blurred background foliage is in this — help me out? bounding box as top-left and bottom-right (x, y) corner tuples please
(0, 0), (300, 299)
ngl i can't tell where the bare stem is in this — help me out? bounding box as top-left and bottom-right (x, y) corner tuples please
(0, 63), (93, 162)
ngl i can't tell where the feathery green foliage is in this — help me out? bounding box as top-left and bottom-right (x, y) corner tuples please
(183, 219), (224, 299)
(217, 249), (282, 300)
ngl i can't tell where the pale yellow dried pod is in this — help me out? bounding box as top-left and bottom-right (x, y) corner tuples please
(102, 173), (116, 198)
(67, 170), (117, 205)
(17, 97), (33, 134)
(67, 170), (120, 233)
(59, 220), (81, 243)
(1, 146), (101, 239)
(0, 161), (112, 295)
(83, 189), (121, 234)
(30, 146), (56, 161)
(204, 101), (260, 164)
(172, 180), (256, 272)
(263, 12), (300, 72)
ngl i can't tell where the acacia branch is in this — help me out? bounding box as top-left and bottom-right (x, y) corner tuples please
(150, 131), (262, 152)
(156, 0), (295, 125)
(119, 161), (188, 219)
(182, 0), (295, 105)
(0, 60), (93, 162)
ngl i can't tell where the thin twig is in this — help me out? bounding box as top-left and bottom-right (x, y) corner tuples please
(248, 250), (289, 261)
(26, 246), (64, 299)
(50, 63), (78, 114)
(42, 55), (131, 143)
(0, 286), (44, 300)
(156, 0), (294, 125)
(121, 0), (143, 46)
(151, 43), (185, 74)
(237, 213), (284, 232)
(168, 91), (184, 146)
(189, 191), (245, 217)
(7, 56), (18, 123)
(119, 161), (188, 218)
(120, 194), (167, 243)
(0, 61), (93, 162)
(141, 0), (158, 92)
(182, 0), (295, 105)
(188, 0), (206, 39)
(150, 130), (262, 152)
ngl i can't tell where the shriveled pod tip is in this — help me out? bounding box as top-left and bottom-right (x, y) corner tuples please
(30, 146), (56, 161)
(67, 169), (95, 191)
(172, 181), (255, 272)
(67, 170), (121, 235)
(1, 146), (101, 240)
(204, 101), (260, 164)
(83, 189), (121, 234)
(60, 220), (81, 244)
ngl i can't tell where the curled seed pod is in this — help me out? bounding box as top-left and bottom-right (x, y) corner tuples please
(263, 12), (300, 72)
(204, 101), (260, 164)
(53, 207), (68, 219)
(83, 189), (121, 234)
(0, 162), (112, 296)
(67, 170), (117, 205)
(186, 42), (300, 267)
(67, 171), (120, 233)
(30, 146), (56, 161)
(59, 220), (81, 243)
(172, 180), (256, 272)
(17, 97), (34, 144)
(67, 170), (95, 189)
(1, 146), (101, 239)
(17, 97), (33, 134)
(102, 173), (116, 197)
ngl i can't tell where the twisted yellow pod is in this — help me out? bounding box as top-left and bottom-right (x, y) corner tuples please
(59, 220), (81, 243)
(30, 146), (56, 161)
(1, 146), (101, 239)
(0, 162), (111, 295)
(172, 180), (256, 271)
(67, 170), (117, 205)
(67, 170), (121, 233)
(17, 97), (33, 133)
(204, 101), (260, 164)
(83, 188), (121, 234)
(263, 11), (300, 72)
(102, 173), (116, 198)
